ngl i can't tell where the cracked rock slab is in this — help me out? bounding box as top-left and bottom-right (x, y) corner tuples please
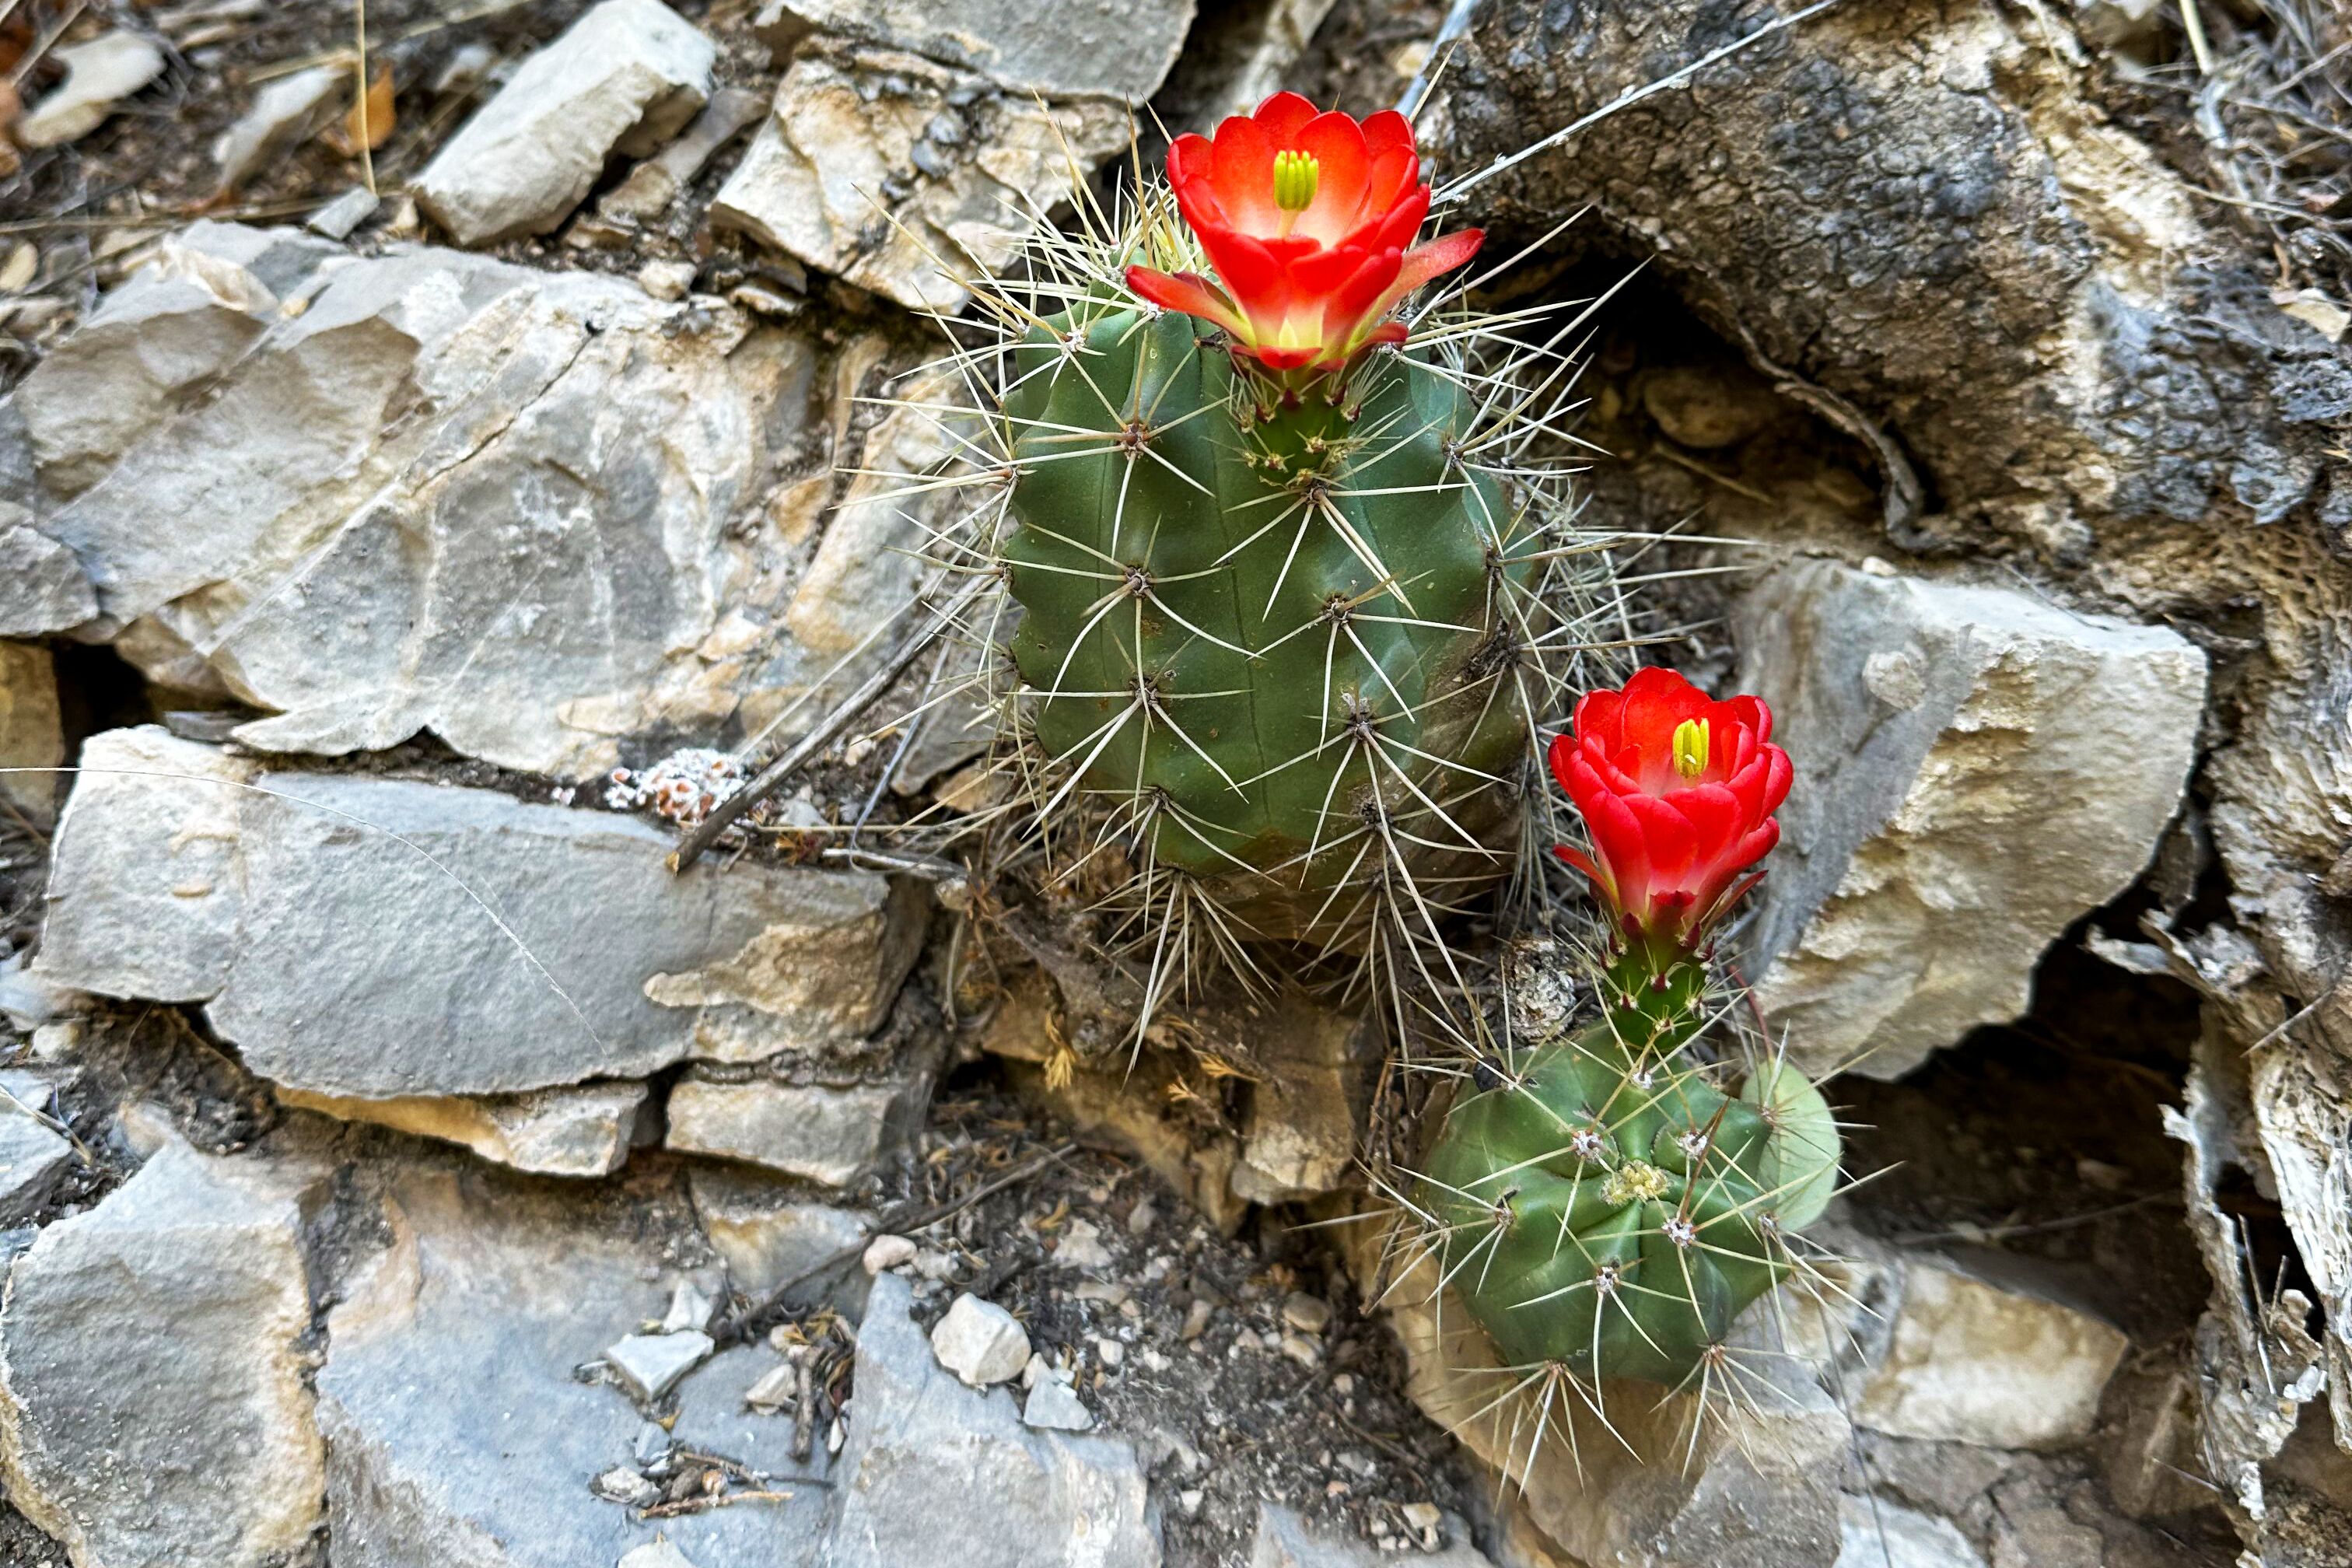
(15, 222), (829, 782)
(275, 1080), (650, 1178)
(751, 0), (1193, 100)
(0, 641), (63, 828)
(318, 1160), (827, 1567)
(664, 1073), (929, 1188)
(0, 1140), (326, 1568)
(37, 728), (923, 1102)
(826, 1272), (1160, 1567)
(1735, 558), (2207, 1078)
(414, 0), (717, 245)
(712, 39), (1131, 313)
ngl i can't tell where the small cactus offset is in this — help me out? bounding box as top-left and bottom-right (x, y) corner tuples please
(1415, 670), (1841, 1392)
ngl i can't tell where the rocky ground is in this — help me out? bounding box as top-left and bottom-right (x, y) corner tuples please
(0, 1), (2347, 1566)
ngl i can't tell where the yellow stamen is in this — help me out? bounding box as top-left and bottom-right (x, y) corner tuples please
(1671, 717), (1710, 779)
(1272, 150), (1320, 215)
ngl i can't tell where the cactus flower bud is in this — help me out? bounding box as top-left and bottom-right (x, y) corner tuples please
(1124, 92), (1484, 373)
(1548, 668), (1792, 949)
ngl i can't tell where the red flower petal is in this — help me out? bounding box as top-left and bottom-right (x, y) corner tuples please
(1125, 267), (1250, 338)
(1253, 91), (1318, 142)
(1293, 111), (1373, 242)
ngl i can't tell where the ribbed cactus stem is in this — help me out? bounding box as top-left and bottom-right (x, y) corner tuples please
(1416, 943), (1839, 1388)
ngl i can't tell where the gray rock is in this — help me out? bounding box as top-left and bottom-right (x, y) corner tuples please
(19, 222), (832, 782)
(318, 1160), (828, 1567)
(306, 187), (381, 240)
(712, 40), (1130, 313)
(930, 1293), (1031, 1388)
(825, 1272), (1160, 1567)
(414, 0), (717, 246)
(275, 1080), (650, 1177)
(1020, 1375), (1093, 1433)
(1249, 1503), (1497, 1566)
(213, 65), (346, 191)
(622, 1543), (706, 1568)
(0, 641), (62, 826)
(14, 233), (278, 498)
(16, 32), (165, 149)
(0, 1105), (71, 1223)
(0, 522), (96, 635)
(689, 1167), (870, 1313)
(599, 87), (768, 226)
(38, 729), (924, 1100)
(671, 1347), (809, 1472)
(0, 1141), (326, 1568)
(666, 1075), (929, 1188)
(1735, 559), (2208, 1077)
(1154, 0), (1341, 133)
(1832, 1496), (1985, 1568)
(1853, 1255), (2128, 1451)
(607, 1330), (715, 1401)
(751, 0), (1192, 100)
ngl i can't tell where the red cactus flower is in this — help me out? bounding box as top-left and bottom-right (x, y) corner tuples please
(1124, 93), (1482, 373)
(1547, 667), (1793, 948)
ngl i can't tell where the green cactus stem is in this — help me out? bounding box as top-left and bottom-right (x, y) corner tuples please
(1416, 939), (1839, 1387)
(999, 302), (1535, 947)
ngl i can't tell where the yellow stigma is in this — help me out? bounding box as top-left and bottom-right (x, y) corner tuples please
(1671, 717), (1710, 780)
(1272, 150), (1320, 214)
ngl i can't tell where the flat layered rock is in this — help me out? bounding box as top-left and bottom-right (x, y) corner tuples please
(0, 1141), (326, 1568)
(751, 0), (1193, 100)
(12, 223), (831, 782)
(38, 729), (925, 1101)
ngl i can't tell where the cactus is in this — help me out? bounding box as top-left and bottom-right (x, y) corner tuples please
(1416, 936), (1840, 1388)
(997, 301), (1533, 946)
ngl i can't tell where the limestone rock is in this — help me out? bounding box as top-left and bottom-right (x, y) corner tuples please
(318, 1160), (829, 1566)
(827, 1272), (1160, 1566)
(0, 1099), (72, 1222)
(0, 642), (62, 826)
(1226, 991), (1375, 1205)
(0, 1141), (326, 1568)
(751, 0), (1193, 100)
(1250, 1503), (1498, 1566)
(38, 730), (924, 1100)
(665, 1074), (929, 1188)
(1833, 1495), (1986, 1568)
(276, 1081), (649, 1178)
(413, 0), (717, 245)
(607, 1330), (715, 1402)
(16, 32), (165, 149)
(688, 1167), (870, 1312)
(1853, 1255), (2129, 1451)
(213, 66), (346, 192)
(712, 39), (1130, 313)
(1735, 558), (2207, 1078)
(1155, 0), (1342, 133)
(1021, 1375), (1093, 1433)
(0, 520), (96, 635)
(930, 1293), (1031, 1388)
(16, 223), (831, 782)
(14, 228), (282, 499)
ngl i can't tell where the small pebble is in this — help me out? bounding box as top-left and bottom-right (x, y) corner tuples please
(1094, 1336), (1125, 1370)
(1178, 1488), (1205, 1517)
(1125, 1198), (1157, 1236)
(863, 1234), (918, 1275)
(931, 1293), (1031, 1387)
(1281, 1292), (1332, 1335)
(1279, 1332), (1321, 1368)
(1022, 1374), (1095, 1433)
(1179, 1299), (1216, 1341)
(637, 258), (698, 301)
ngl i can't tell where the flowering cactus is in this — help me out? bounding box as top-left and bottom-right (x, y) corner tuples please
(987, 94), (1575, 953)
(1415, 670), (1839, 1391)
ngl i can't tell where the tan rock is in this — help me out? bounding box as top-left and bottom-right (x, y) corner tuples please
(0, 642), (63, 826)
(275, 1081), (648, 1177)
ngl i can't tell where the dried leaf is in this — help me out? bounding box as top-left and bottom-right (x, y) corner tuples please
(322, 64), (394, 156)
